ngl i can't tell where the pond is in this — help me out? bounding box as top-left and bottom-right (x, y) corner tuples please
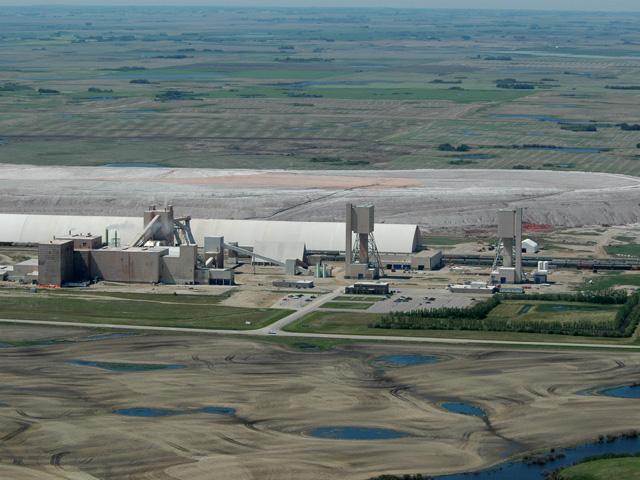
(113, 406), (236, 417)
(456, 154), (494, 160)
(373, 354), (440, 367)
(492, 114), (585, 124)
(68, 360), (185, 372)
(581, 384), (640, 399)
(441, 402), (486, 418)
(521, 146), (606, 154)
(308, 426), (410, 440)
(83, 333), (136, 342)
(434, 435), (640, 480)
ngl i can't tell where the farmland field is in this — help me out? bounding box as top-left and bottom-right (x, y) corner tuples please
(1, 7), (640, 174)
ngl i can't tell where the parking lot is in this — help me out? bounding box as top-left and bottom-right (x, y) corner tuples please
(367, 288), (478, 314)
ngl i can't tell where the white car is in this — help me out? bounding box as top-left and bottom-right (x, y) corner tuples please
(268, 329), (277, 335)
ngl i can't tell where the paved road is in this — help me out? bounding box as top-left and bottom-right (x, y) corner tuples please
(2, 317), (640, 350)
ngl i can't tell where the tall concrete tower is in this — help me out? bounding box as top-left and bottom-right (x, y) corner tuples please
(345, 203), (379, 279)
(495, 207), (523, 283)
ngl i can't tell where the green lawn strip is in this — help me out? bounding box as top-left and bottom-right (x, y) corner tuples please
(321, 301), (375, 310)
(282, 311), (637, 345)
(559, 456), (640, 480)
(580, 273), (640, 291)
(47, 289), (233, 305)
(605, 244), (640, 258)
(0, 295), (291, 330)
(335, 296), (385, 302)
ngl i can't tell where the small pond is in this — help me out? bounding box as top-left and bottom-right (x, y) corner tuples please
(113, 406), (236, 417)
(68, 360), (185, 372)
(580, 384), (640, 399)
(309, 426), (410, 441)
(521, 146), (606, 154)
(83, 333), (136, 342)
(373, 354), (440, 367)
(492, 114), (584, 124)
(441, 402), (486, 418)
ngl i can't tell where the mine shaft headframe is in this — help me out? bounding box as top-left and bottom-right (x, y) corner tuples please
(132, 205), (196, 247)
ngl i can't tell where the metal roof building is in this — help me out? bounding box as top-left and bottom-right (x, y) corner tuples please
(0, 214), (420, 254)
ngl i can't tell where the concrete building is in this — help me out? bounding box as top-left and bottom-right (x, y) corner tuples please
(345, 282), (390, 295)
(160, 246), (197, 284)
(38, 240), (74, 286)
(273, 280), (314, 289)
(207, 268), (234, 285)
(54, 233), (103, 250)
(449, 282), (496, 294)
(380, 250), (443, 272)
(90, 247), (167, 284)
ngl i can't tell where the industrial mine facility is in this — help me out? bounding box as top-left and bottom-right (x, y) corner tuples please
(0, 200), (563, 297)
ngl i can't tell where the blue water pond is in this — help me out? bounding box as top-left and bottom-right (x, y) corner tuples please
(441, 402), (486, 418)
(581, 384), (640, 399)
(492, 114), (585, 124)
(68, 360), (185, 372)
(601, 385), (640, 398)
(434, 435), (640, 480)
(83, 333), (136, 342)
(113, 406), (236, 417)
(309, 426), (410, 440)
(374, 354), (440, 367)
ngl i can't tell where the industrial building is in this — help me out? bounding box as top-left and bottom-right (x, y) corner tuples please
(0, 214), (420, 255)
(345, 282), (390, 295)
(380, 250), (443, 272)
(36, 207), (208, 287)
(522, 238), (540, 254)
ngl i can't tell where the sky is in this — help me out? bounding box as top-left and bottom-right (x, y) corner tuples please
(0, 0), (639, 11)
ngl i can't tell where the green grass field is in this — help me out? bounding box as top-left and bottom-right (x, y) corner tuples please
(321, 301), (375, 310)
(559, 457), (640, 479)
(335, 296), (385, 302)
(0, 292), (291, 330)
(605, 244), (640, 258)
(487, 300), (620, 324)
(581, 273), (640, 291)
